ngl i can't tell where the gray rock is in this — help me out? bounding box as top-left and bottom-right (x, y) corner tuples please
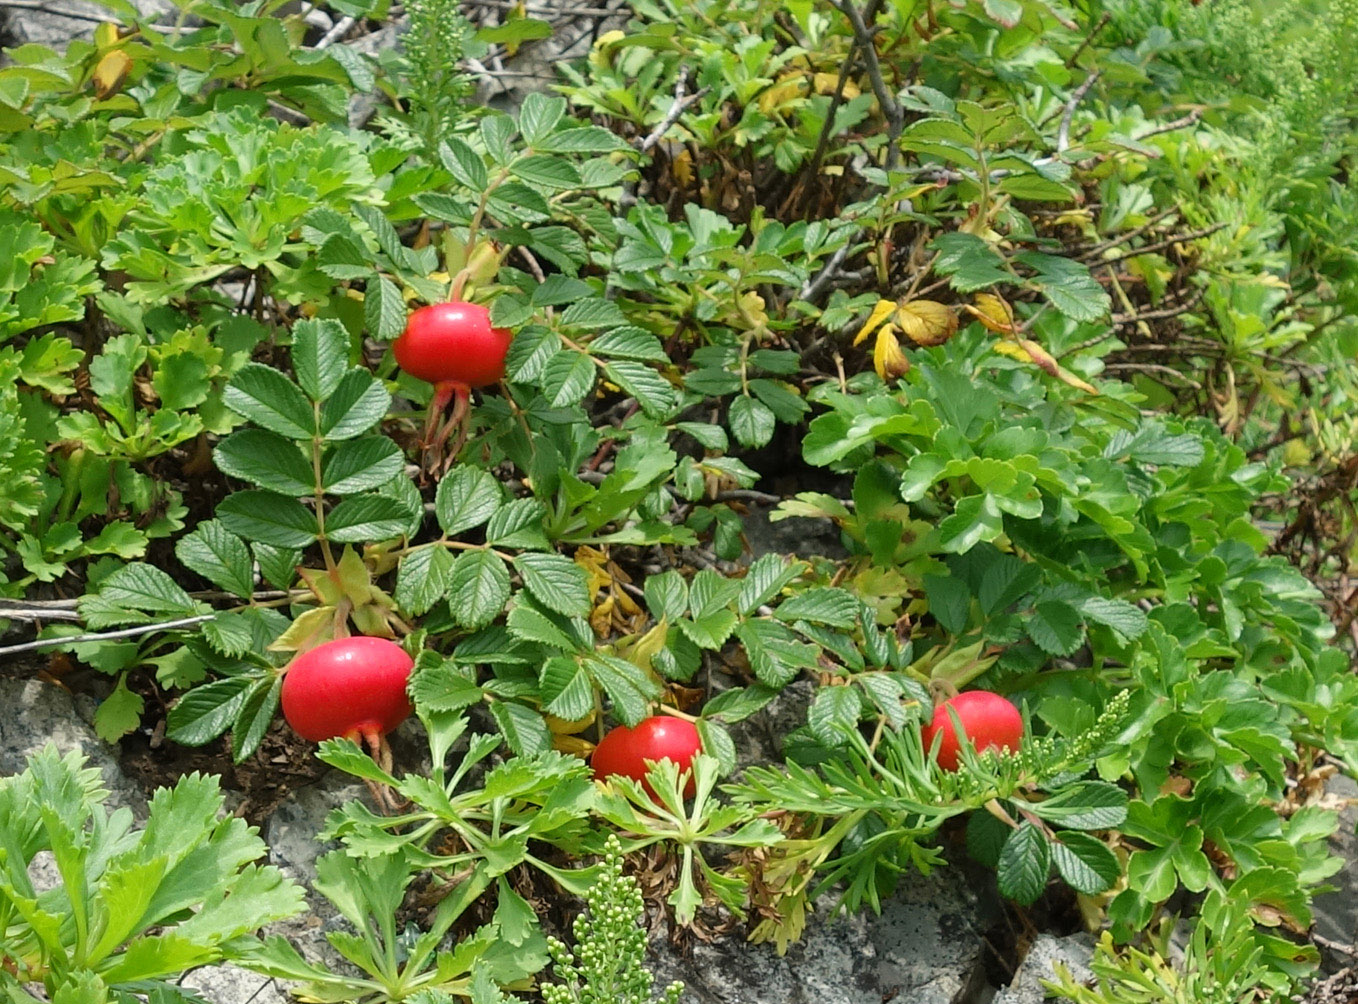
(178, 967), (290, 1004)
(0, 677), (143, 815)
(648, 871), (996, 1004)
(1309, 773), (1358, 973)
(992, 933), (1095, 1004)
(1, 0), (174, 51)
(743, 504), (846, 561)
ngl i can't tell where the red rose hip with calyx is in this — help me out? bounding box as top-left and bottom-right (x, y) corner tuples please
(922, 691), (1023, 770)
(281, 636), (413, 752)
(591, 716), (702, 797)
(394, 302), (511, 389)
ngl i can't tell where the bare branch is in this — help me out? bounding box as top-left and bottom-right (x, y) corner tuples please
(798, 241), (855, 303)
(1057, 70), (1100, 154)
(1064, 11), (1111, 69)
(0, 615), (216, 658)
(833, 0), (904, 170)
(316, 15), (356, 49)
(1132, 108), (1203, 141)
(1094, 223), (1227, 266)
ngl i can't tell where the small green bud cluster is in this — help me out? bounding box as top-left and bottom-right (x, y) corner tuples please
(540, 835), (684, 1004)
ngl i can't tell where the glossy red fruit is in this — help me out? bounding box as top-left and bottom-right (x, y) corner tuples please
(281, 636), (414, 743)
(393, 302), (512, 388)
(922, 691), (1023, 771)
(591, 716), (702, 797)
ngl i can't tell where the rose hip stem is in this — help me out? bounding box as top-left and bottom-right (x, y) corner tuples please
(351, 724), (398, 813)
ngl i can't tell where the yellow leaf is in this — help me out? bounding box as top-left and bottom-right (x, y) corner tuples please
(93, 49), (132, 100)
(758, 73), (807, 114)
(298, 566), (344, 607)
(852, 299), (897, 346)
(268, 606), (335, 654)
(895, 299), (958, 346)
(812, 72), (860, 99)
(336, 547), (374, 606)
(672, 148), (694, 187)
(552, 733), (595, 757)
(872, 327), (910, 380)
(965, 292), (1016, 334)
(574, 546), (612, 599)
(546, 710), (596, 735)
(990, 340), (1031, 363)
(94, 22), (119, 48)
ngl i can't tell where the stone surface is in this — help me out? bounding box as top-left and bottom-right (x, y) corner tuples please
(1310, 773), (1358, 973)
(0, 677), (143, 814)
(178, 967), (290, 1004)
(648, 872), (997, 1004)
(743, 504), (848, 561)
(0, 0), (174, 51)
(992, 933), (1095, 1004)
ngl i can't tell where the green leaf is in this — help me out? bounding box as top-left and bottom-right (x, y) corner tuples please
(439, 137), (488, 191)
(808, 685), (862, 745)
(319, 369), (391, 441)
(175, 521), (254, 598)
(603, 361), (675, 418)
(589, 326), (667, 362)
(292, 318), (348, 402)
(94, 674), (144, 742)
(923, 574), (971, 634)
(448, 550), (512, 628)
(1026, 781), (1128, 830)
(561, 298), (627, 329)
(98, 562), (198, 615)
(728, 395), (776, 448)
(317, 234), (371, 280)
(217, 492), (317, 548)
(215, 430), (314, 496)
(775, 587), (859, 628)
(540, 657), (594, 721)
(966, 809), (1011, 868)
(937, 494), (1004, 553)
(696, 719), (736, 774)
(410, 658), (484, 712)
(536, 126), (628, 154)
(224, 364), (315, 439)
(1079, 596), (1148, 639)
(325, 494), (413, 543)
(511, 155), (581, 190)
(1014, 251), (1110, 323)
(1051, 832), (1121, 894)
(436, 466), (503, 535)
(586, 654), (658, 727)
(737, 554), (800, 613)
(644, 569), (688, 621)
(983, 0), (1023, 27)
(539, 350), (596, 407)
(931, 232), (1008, 292)
(166, 677), (254, 746)
(997, 822), (1050, 905)
(365, 273), (406, 342)
(489, 701), (551, 756)
(321, 437), (404, 495)
(231, 677), (282, 763)
(519, 93), (566, 146)
(395, 545), (455, 618)
(1026, 600), (1085, 656)
(977, 558), (1041, 615)
(514, 552), (589, 617)
(477, 16), (552, 46)
(486, 498), (549, 548)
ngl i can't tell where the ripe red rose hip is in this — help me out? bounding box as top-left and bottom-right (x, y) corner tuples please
(393, 301), (512, 389)
(281, 636), (414, 744)
(922, 691), (1023, 771)
(591, 716), (702, 797)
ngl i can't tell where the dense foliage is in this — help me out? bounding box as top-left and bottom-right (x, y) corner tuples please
(3, 0), (1358, 1001)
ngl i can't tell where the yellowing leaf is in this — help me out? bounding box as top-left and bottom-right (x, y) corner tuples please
(672, 148), (694, 187)
(872, 327), (910, 380)
(965, 292), (1016, 334)
(812, 72), (860, 99)
(895, 299), (958, 346)
(268, 606), (336, 654)
(758, 73), (807, 113)
(93, 49), (132, 99)
(853, 299), (897, 346)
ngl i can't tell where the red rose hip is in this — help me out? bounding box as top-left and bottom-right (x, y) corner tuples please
(922, 691), (1023, 771)
(591, 716), (702, 797)
(393, 301), (512, 389)
(281, 636), (414, 744)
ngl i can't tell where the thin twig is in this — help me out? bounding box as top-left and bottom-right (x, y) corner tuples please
(0, 615), (216, 658)
(798, 241), (855, 302)
(1132, 108), (1203, 141)
(0, 607), (83, 623)
(834, 0), (903, 170)
(804, 40), (859, 182)
(1057, 70), (1100, 153)
(1076, 204), (1181, 260)
(639, 71), (706, 154)
(0, 0), (109, 24)
(1094, 223), (1227, 266)
(1064, 11), (1111, 69)
(316, 15), (356, 49)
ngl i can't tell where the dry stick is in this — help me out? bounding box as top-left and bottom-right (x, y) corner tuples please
(1057, 70), (1100, 154)
(1064, 11), (1111, 69)
(0, 615), (216, 658)
(834, 0), (903, 171)
(803, 39), (860, 184)
(316, 15), (356, 49)
(1075, 204), (1182, 260)
(1094, 223), (1227, 267)
(1132, 107), (1203, 141)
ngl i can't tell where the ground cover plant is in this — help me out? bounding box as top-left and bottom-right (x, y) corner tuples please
(2, 0), (1358, 1001)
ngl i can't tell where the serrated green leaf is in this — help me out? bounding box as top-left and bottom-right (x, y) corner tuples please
(325, 494), (413, 543)
(175, 521), (254, 598)
(292, 318), (349, 402)
(1051, 832), (1121, 894)
(94, 674), (143, 742)
(997, 822), (1050, 905)
(539, 350), (596, 407)
(448, 550), (512, 628)
(436, 466), (503, 535)
(320, 369), (391, 441)
(321, 437), (403, 495)
(485, 497), (549, 548)
(365, 273), (406, 342)
(519, 92), (566, 146)
(439, 137), (488, 191)
(603, 361), (675, 418)
(215, 429), (314, 496)
(807, 685), (862, 745)
(729, 394), (776, 448)
(410, 658), (483, 712)
(514, 552), (589, 616)
(489, 701), (551, 756)
(737, 554), (800, 613)
(1026, 781), (1128, 830)
(224, 364), (314, 439)
(395, 545), (455, 617)
(1027, 600), (1085, 655)
(775, 587), (859, 628)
